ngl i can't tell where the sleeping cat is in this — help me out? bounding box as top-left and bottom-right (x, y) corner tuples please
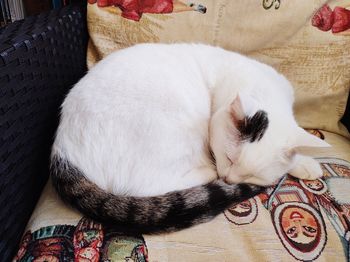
(50, 43), (330, 233)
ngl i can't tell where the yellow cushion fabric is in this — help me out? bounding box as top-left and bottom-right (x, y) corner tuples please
(87, 0), (350, 138)
(14, 130), (350, 261)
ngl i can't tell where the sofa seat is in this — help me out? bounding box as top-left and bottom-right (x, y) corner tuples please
(13, 130), (350, 262)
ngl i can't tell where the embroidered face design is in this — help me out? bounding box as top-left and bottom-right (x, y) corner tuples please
(224, 198), (258, 225)
(300, 178), (327, 195)
(229, 200), (252, 217)
(304, 180), (323, 191)
(281, 206), (319, 246)
(273, 202), (326, 261)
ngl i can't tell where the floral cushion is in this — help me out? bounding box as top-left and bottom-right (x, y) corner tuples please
(14, 130), (350, 261)
(86, 0), (350, 138)
(14, 218), (148, 261)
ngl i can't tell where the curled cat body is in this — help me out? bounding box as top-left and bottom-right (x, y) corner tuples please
(51, 43), (329, 233)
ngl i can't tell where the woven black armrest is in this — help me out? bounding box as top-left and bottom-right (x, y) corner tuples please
(0, 4), (88, 261)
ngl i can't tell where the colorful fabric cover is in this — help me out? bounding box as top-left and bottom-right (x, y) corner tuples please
(87, 0), (350, 138)
(14, 130), (350, 261)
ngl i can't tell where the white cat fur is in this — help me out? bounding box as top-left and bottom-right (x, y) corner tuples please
(52, 43), (330, 197)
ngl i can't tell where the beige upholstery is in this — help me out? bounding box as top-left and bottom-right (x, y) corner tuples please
(87, 0), (350, 138)
(18, 131), (350, 261)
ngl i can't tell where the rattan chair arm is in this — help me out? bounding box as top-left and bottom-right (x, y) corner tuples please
(0, 4), (88, 261)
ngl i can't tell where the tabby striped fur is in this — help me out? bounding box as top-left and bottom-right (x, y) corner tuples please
(51, 155), (263, 234)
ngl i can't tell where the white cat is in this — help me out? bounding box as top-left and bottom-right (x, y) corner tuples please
(51, 43), (329, 233)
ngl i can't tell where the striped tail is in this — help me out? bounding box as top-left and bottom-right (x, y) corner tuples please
(50, 155), (264, 234)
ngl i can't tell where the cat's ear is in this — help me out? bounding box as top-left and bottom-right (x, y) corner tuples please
(230, 94), (245, 124)
(230, 93), (258, 122)
(289, 127), (331, 156)
(229, 93), (269, 143)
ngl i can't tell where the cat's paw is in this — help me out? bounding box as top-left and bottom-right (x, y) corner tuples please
(289, 156), (323, 180)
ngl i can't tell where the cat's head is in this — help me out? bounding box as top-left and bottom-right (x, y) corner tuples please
(210, 93), (330, 186)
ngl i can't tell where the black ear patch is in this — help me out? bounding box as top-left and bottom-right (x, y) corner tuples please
(237, 110), (269, 142)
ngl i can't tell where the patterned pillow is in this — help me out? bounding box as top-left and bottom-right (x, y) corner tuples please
(14, 217), (149, 261)
(12, 129), (350, 261)
(222, 156), (350, 262)
(86, 0), (350, 138)
(13, 152), (350, 261)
